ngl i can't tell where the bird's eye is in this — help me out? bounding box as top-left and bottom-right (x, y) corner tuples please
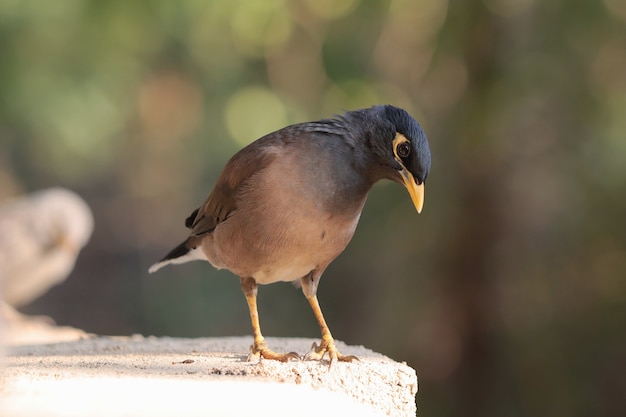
(397, 142), (411, 158)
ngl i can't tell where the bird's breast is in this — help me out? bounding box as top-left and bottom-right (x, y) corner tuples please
(199, 142), (371, 284)
(202, 163), (367, 283)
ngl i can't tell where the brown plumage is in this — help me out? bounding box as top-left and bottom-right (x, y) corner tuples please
(149, 105), (431, 366)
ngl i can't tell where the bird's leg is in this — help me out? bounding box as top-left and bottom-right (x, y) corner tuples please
(240, 277), (300, 363)
(301, 273), (358, 368)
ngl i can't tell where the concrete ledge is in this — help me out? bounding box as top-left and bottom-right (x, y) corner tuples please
(1, 336), (417, 417)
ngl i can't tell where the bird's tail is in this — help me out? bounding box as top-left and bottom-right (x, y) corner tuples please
(148, 238), (206, 274)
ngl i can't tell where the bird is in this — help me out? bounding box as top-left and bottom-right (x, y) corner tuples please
(0, 188), (94, 308)
(149, 104), (431, 366)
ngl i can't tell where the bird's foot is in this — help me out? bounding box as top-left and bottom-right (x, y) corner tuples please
(304, 338), (359, 369)
(247, 340), (300, 363)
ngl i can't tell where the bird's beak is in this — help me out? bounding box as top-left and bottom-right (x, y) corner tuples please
(399, 168), (425, 213)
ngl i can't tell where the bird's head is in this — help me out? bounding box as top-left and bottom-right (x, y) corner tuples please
(363, 105), (431, 213)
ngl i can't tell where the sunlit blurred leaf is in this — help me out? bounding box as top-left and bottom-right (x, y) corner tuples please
(224, 86), (287, 146)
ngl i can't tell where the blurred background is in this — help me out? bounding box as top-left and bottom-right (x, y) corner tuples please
(1, 0), (625, 415)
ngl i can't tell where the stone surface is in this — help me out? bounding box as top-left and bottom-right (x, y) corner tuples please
(1, 335), (418, 417)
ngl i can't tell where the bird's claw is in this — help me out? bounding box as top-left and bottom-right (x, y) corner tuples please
(304, 340), (359, 369)
(247, 343), (300, 363)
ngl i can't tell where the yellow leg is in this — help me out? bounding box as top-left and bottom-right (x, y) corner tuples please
(241, 277), (299, 362)
(304, 293), (359, 368)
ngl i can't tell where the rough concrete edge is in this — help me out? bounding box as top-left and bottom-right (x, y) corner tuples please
(2, 335), (418, 417)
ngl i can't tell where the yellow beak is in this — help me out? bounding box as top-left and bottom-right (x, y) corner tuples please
(399, 168), (425, 213)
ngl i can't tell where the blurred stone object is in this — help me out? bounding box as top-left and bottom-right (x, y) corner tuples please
(0, 188), (93, 345)
(0, 301), (90, 345)
(0, 187), (94, 307)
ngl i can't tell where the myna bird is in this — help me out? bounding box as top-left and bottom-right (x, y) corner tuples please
(149, 105), (431, 366)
